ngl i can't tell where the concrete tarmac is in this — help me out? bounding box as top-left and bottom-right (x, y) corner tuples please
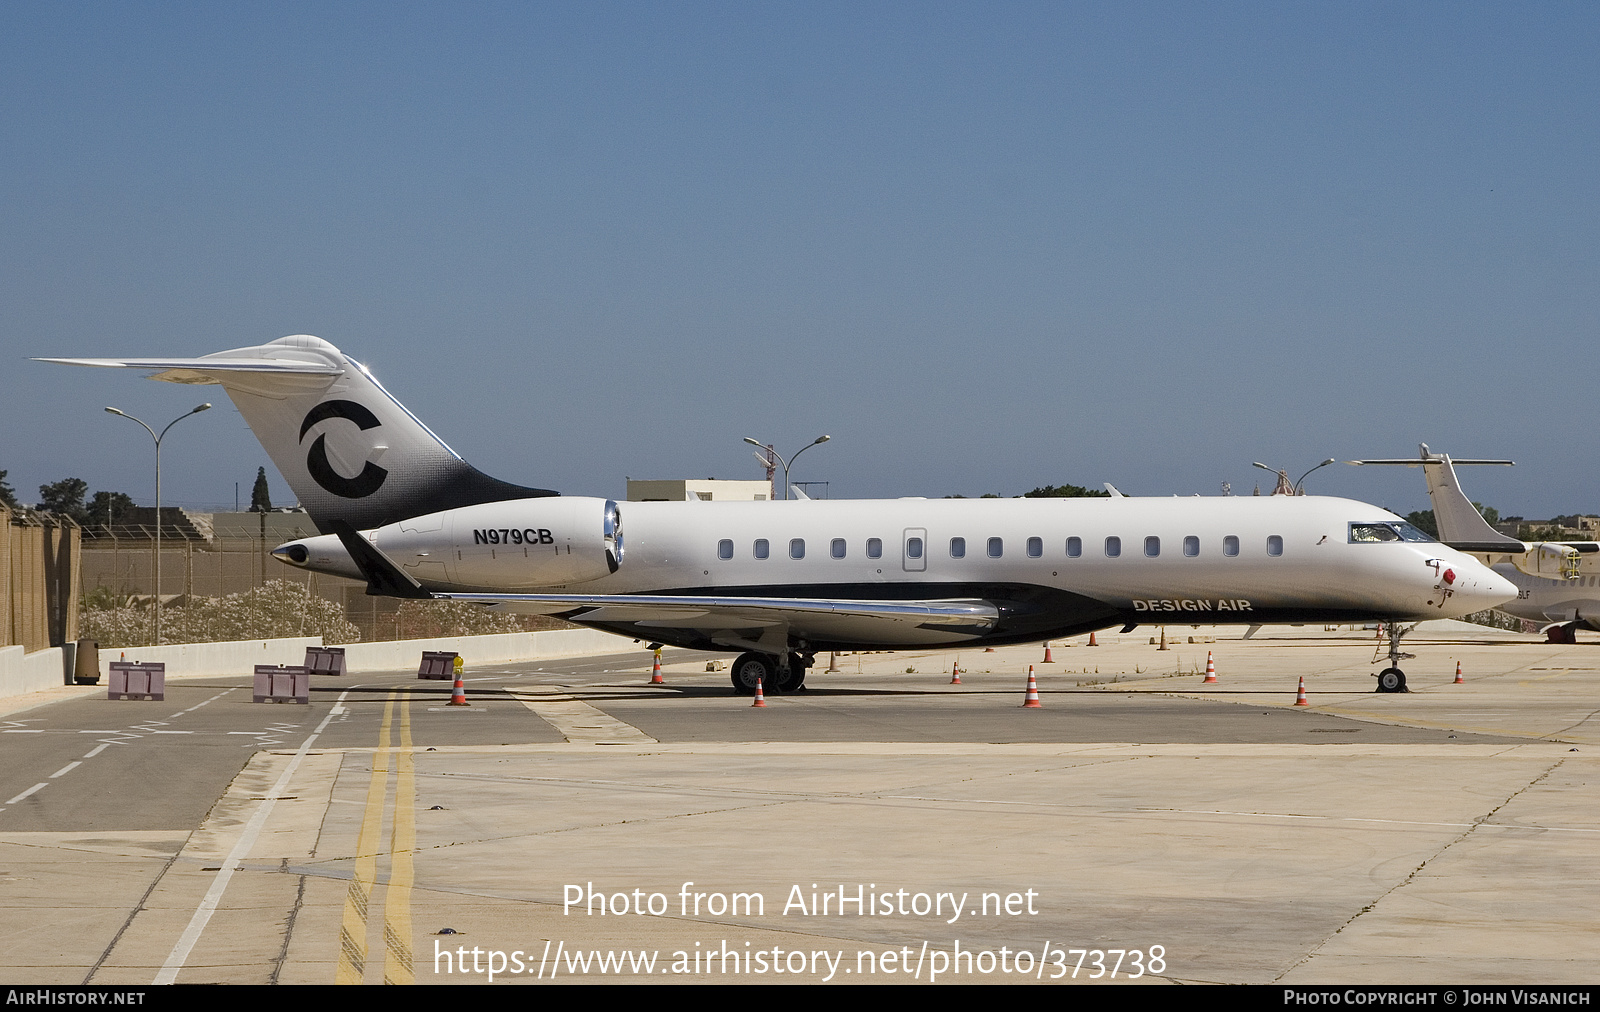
(0, 621), (1594, 985)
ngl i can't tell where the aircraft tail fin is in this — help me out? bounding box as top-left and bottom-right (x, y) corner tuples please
(41, 335), (557, 533)
(1348, 443), (1521, 548)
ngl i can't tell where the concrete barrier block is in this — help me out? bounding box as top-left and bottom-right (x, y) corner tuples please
(304, 646), (347, 676)
(418, 651), (458, 680)
(253, 664), (309, 703)
(108, 661), (165, 701)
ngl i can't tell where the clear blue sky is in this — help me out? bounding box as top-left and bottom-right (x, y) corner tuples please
(4, 3), (1596, 519)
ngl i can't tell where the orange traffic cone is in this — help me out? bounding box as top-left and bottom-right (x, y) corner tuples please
(950, 660), (962, 684)
(448, 675), (470, 706)
(1043, 643), (1054, 663)
(1022, 666), (1042, 708)
(751, 677), (767, 708)
(1453, 661), (1464, 684)
(1203, 651), (1217, 684)
(650, 652), (665, 684)
(1087, 632), (1098, 647)
(1293, 676), (1309, 706)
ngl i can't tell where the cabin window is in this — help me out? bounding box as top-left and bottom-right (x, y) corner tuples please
(1145, 536), (1160, 557)
(754, 539), (769, 560)
(950, 537), (966, 559)
(790, 538), (805, 559)
(907, 537), (923, 559)
(718, 539), (733, 560)
(1106, 536), (1121, 558)
(988, 537), (1004, 558)
(1066, 536), (1082, 558)
(831, 538), (846, 559)
(1183, 535), (1199, 557)
(1223, 535), (1240, 557)
(866, 538), (883, 559)
(1267, 535), (1283, 557)
(1027, 536), (1043, 558)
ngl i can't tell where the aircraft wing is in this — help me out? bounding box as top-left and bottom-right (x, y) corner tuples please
(437, 592), (1001, 641)
(333, 509), (1001, 644)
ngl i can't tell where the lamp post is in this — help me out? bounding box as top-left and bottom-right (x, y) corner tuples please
(743, 435), (830, 502)
(106, 403), (211, 644)
(1252, 458), (1337, 496)
(1293, 458), (1339, 495)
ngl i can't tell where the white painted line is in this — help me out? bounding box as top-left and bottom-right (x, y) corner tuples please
(1140, 807), (1600, 834)
(50, 762), (81, 778)
(180, 690), (232, 714)
(82, 744), (109, 759)
(6, 783), (49, 804)
(2, 730), (44, 734)
(155, 690), (349, 985)
(506, 689), (658, 744)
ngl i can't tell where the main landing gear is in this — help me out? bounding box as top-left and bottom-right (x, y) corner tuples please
(730, 651), (811, 695)
(1546, 623), (1580, 645)
(1373, 622), (1415, 693)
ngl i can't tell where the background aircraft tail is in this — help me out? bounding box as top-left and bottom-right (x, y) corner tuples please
(1349, 443), (1520, 549)
(41, 335), (556, 533)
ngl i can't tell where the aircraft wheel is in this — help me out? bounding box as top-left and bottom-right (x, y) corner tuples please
(1550, 624), (1580, 645)
(730, 652), (777, 695)
(1376, 667), (1408, 693)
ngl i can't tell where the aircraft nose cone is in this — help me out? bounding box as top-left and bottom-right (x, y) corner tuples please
(1447, 562), (1517, 613)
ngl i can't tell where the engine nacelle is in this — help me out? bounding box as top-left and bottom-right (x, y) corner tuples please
(273, 497), (623, 590)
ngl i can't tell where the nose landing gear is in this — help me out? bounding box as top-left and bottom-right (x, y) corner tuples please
(1373, 622), (1415, 693)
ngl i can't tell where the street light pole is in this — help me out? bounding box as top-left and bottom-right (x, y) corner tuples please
(106, 403), (211, 644)
(743, 435), (830, 501)
(1252, 457), (1337, 496)
(1294, 458), (1339, 495)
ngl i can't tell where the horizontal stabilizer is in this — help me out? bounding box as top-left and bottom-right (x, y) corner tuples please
(35, 355), (341, 379)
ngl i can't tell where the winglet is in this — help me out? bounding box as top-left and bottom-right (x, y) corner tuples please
(329, 520), (434, 599)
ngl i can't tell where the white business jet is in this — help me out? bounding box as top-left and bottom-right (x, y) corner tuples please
(45, 337), (1515, 693)
(1351, 444), (1600, 643)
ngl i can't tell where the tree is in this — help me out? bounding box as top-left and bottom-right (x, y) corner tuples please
(0, 471), (18, 510)
(250, 467), (272, 513)
(89, 490), (138, 528)
(1405, 510), (1438, 538)
(1023, 483), (1112, 499)
(38, 478), (90, 523)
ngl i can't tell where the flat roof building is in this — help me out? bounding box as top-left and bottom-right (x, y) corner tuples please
(625, 479), (770, 502)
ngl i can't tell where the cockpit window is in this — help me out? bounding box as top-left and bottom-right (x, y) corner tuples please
(1389, 522), (1436, 542)
(1349, 524), (1399, 543)
(1349, 522), (1436, 544)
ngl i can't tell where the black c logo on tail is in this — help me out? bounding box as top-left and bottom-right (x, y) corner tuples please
(300, 400), (389, 498)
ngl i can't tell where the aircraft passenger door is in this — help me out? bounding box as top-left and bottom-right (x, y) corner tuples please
(902, 528), (927, 573)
